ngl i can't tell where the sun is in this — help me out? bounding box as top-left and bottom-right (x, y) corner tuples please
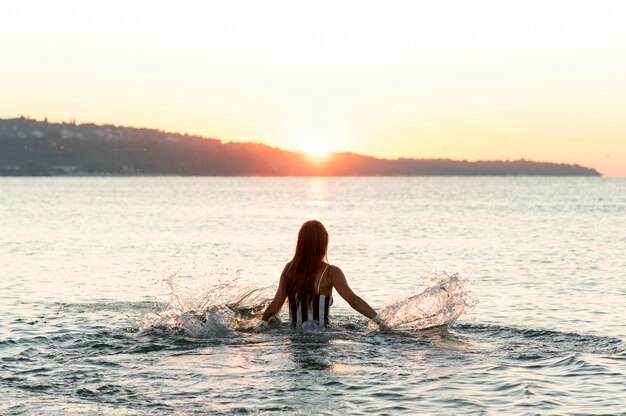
(302, 141), (331, 157)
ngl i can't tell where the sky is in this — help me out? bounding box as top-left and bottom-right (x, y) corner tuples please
(2, 1), (626, 176)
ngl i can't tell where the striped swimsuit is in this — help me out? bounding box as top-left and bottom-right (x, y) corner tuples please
(288, 264), (333, 329)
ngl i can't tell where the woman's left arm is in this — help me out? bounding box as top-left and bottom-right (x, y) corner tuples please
(261, 268), (287, 322)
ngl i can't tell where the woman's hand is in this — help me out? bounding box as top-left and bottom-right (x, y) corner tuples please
(256, 315), (281, 331)
(371, 314), (392, 332)
(256, 320), (269, 331)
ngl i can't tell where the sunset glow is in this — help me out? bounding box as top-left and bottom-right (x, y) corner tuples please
(2, 1), (626, 175)
(302, 141), (331, 157)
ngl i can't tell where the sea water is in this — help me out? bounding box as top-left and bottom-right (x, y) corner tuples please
(1, 177), (625, 414)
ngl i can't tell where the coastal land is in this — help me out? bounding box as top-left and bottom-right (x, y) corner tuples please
(0, 117), (600, 176)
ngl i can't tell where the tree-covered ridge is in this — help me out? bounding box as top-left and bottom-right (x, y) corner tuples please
(0, 117), (600, 176)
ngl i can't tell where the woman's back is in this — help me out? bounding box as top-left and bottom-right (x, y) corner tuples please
(288, 263), (333, 328)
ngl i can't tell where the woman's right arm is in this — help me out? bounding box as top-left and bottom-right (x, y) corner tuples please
(331, 266), (378, 320)
(332, 267), (390, 330)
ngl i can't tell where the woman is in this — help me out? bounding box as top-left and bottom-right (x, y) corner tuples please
(260, 220), (389, 330)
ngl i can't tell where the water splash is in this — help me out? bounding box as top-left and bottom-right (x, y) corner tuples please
(371, 273), (476, 330)
(138, 274), (276, 336)
(139, 272), (475, 337)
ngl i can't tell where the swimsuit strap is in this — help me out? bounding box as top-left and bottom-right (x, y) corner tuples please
(317, 264), (330, 294)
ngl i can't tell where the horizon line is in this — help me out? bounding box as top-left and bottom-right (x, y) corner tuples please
(1, 115), (605, 174)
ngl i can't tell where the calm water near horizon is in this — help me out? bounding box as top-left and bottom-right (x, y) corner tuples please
(1, 177), (625, 414)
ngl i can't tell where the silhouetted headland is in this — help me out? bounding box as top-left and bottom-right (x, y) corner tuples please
(0, 117), (600, 176)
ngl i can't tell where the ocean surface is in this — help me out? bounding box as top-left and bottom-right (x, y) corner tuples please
(1, 177), (625, 415)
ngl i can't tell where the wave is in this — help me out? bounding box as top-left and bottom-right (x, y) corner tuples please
(138, 272), (475, 337)
(454, 323), (624, 356)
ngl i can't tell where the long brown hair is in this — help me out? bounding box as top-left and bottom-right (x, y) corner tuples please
(284, 220), (328, 307)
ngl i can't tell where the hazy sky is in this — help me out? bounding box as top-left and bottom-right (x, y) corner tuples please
(2, 1), (626, 175)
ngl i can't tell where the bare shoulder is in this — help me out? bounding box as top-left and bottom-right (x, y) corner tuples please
(279, 262), (290, 282)
(328, 264), (342, 273)
(328, 265), (345, 281)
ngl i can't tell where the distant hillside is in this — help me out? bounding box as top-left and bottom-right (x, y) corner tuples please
(0, 117), (600, 176)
